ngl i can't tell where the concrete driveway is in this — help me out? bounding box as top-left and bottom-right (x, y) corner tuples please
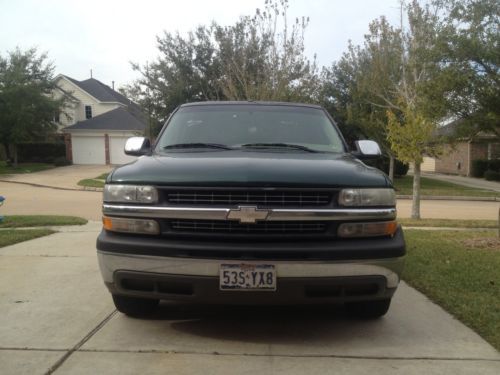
(0, 223), (499, 374)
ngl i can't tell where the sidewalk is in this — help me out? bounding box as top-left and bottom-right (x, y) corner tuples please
(422, 172), (500, 193)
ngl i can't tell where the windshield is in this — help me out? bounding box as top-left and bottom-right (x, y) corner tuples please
(155, 104), (345, 153)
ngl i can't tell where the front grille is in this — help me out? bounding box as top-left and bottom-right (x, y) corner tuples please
(169, 219), (327, 234)
(165, 190), (332, 206)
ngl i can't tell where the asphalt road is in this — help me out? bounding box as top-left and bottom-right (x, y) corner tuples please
(0, 223), (499, 374)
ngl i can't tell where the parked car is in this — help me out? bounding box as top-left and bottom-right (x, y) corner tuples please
(97, 101), (405, 318)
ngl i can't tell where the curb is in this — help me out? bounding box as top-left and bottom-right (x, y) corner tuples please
(401, 226), (496, 231)
(0, 179), (101, 192)
(82, 186), (104, 192)
(396, 195), (499, 202)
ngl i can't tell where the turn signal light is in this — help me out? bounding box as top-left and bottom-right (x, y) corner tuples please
(103, 216), (160, 235)
(338, 221), (398, 238)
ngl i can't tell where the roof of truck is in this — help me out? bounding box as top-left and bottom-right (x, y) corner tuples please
(179, 101), (324, 109)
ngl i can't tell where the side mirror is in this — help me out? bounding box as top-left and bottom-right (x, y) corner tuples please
(124, 137), (151, 156)
(353, 140), (382, 158)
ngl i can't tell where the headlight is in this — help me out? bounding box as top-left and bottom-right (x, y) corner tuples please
(338, 188), (395, 206)
(104, 184), (158, 204)
(103, 216), (160, 235)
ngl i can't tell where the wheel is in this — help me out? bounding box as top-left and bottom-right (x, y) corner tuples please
(112, 294), (159, 316)
(346, 298), (391, 319)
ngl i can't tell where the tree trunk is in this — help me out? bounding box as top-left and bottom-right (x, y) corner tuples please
(388, 154), (395, 182)
(411, 161), (421, 219)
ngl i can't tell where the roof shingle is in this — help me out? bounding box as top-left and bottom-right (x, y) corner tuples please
(64, 107), (146, 132)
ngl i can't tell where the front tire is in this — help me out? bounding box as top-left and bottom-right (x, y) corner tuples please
(112, 294), (159, 316)
(346, 298), (391, 319)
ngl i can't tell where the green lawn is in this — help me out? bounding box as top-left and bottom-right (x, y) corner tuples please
(77, 178), (105, 188)
(393, 176), (499, 197)
(0, 229), (55, 247)
(96, 173), (109, 180)
(399, 218), (498, 229)
(77, 173), (108, 188)
(403, 229), (500, 351)
(0, 161), (54, 174)
(0, 215), (87, 228)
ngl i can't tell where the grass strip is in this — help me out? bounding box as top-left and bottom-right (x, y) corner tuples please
(95, 173), (109, 180)
(0, 229), (55, 248)
(77, 178), (105, 188)
(393, 176), (499, 198)
(399, 218), (498, 229)
(0, 215), (87, 228)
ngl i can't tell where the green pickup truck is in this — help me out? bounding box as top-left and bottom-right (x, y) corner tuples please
(97, 101), (405, 318)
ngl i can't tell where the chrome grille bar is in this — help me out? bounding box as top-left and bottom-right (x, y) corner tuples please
(103, 204), (396, 221)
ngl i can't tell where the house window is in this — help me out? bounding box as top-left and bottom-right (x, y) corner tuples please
(85, 105), (92, 119)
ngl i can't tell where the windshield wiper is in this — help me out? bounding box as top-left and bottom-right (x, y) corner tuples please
(163, 143), (233, 150)
(240, 143), (319, 153)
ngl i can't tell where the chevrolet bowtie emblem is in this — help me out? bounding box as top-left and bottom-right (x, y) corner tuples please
(226, 206), (270, 224)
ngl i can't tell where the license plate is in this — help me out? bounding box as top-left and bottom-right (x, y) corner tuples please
(219, 264), (276, 291)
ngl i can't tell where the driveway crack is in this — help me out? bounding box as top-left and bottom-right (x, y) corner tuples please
(75, 348), (500, 362)
(44, 310), (117, 375)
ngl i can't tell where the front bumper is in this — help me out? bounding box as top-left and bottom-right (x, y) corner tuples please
(97, 228), (405, 304)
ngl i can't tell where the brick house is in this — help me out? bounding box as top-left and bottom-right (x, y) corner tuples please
(53, 74), (147, 165)
(432, 122), (500, 176)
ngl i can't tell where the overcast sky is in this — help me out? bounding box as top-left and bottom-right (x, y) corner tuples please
(0, 0), (400, 90)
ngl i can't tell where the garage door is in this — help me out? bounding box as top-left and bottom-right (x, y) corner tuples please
(72, 135), (105, 165)
(109, 136), (137, 165)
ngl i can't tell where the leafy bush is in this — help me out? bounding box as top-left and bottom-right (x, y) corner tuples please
(471, 160), (489, 177)
(18, 143), (66, 163)
(472, 159), (500, 177)
(488, 159), (500, 172)
(366, 157), (409, 177)
(484, 170), (500, 181)
(0, 145), (6, 161)
(53, 157), (72, 166)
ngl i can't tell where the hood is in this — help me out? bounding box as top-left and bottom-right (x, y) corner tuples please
(109, 150), (391, 188)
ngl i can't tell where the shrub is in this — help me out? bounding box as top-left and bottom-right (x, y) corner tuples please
(0, 145), (6, 161)
(488, 159), (500, 172)
(471, 160), (489, 177)
(484, 170), (500, 181)
(18, 143), (66, 163)
(472, 159), (500, 177)
(366, 157), (409, 177)
(53, 157), (72, 166)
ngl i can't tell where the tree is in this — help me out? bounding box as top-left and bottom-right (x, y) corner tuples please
(387, 105), (441, 218)
(384, 0), (448, 219)
(321, 17), (404, 181)
(121, 25), (223, 130)
(0, 48), (65, 166)
(123, 0), (319, 133)
(214, 0), (319, 102)
(434, 0), (499, 138)
(322, 1), (448, 218)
